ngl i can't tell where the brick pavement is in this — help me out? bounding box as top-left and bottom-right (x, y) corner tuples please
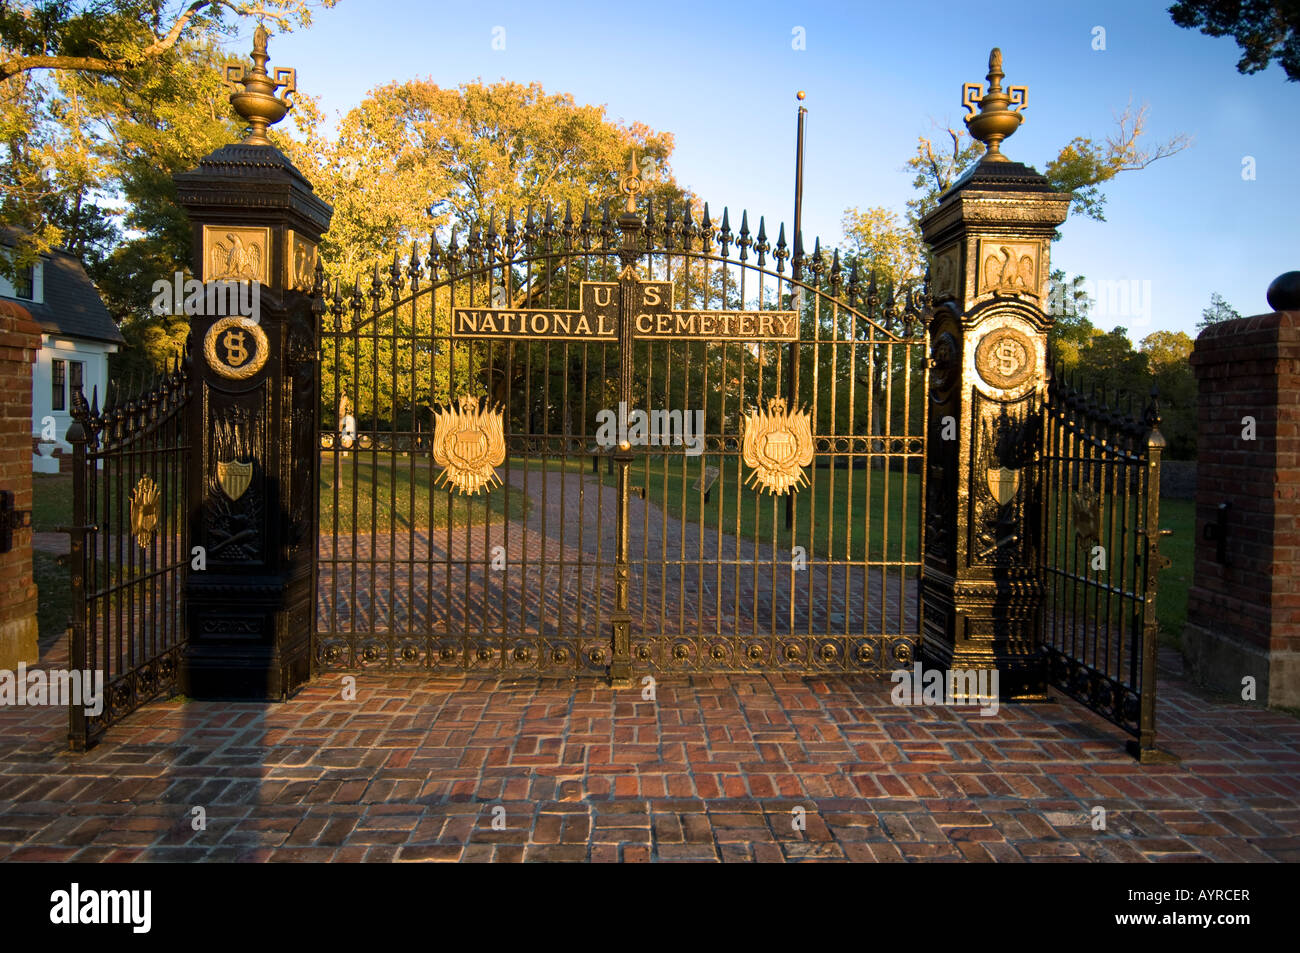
(1, 646), (1298, 862)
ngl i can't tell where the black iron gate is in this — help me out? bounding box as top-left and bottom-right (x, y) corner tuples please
(314, 176), (929, 677)
(65, 366), (192, 750)
(1039, 365), (1175, 763)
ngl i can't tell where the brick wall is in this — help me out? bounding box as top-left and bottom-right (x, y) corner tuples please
(0, 301), (40, 669)
(1185, 309), (1300, 706)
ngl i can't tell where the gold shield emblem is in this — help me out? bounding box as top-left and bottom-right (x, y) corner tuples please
(130, 476), (159, 549)
(741, 398), (814, 495)
(985, 467), (1020, 506)
(217, 459), (253, 500)
(432, 396), (506, 495)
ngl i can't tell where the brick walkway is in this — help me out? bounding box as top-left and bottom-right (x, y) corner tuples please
(1, 647), (1298, 862)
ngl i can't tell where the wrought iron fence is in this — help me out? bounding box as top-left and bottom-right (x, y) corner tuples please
(313, 199), (928, 675)
(1039, 364), (1175, 762)
(65, 361), (191, 750)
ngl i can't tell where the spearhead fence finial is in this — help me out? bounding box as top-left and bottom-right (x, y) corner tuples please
(225, 24), (297, 145)
(619, 151), (644, 215)
(961, 47), (1028, 161)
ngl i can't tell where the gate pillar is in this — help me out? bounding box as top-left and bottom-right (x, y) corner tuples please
(174, 28), (332, 698)
(918, 49), (1070, 700)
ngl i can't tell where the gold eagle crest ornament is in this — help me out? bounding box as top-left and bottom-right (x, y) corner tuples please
(741, 397), (814, 495)
(432, 396), (506, 495)
(130, 476), (159, 549)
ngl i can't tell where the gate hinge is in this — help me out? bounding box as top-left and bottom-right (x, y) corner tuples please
(0, 490), (33, 553)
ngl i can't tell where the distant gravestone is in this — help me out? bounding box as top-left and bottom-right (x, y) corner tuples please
(694, 465), (720, 502)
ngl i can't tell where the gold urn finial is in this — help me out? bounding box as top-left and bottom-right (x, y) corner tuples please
(224, 24), (297, 146)
(961, 47), (1028, 162)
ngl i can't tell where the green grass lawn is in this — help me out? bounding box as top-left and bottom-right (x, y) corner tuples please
(319, 455), (531, 532)
(33, 470), (187, 531)
(33, 551), (71, 642)
(1155, 497), (1194, 647)
(604, 456), (923, 563)
(31, 473), (71, 532)
(31, 475), (73, 642)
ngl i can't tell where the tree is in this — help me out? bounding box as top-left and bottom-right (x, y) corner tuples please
(904, 104), (1190, 228)
(31, 39), (247, 382)
(840, 205), (925, 302)
(1197, 291), (1241, 330)
(1140, 330), (1197, 459)
(0, 1), (334, 82)
(1070, 326), (1151, 408)
(1, 1), (333, 273)
(284, 78), (686, 274)
(902, 125), (983, 226)
(1043, 101), (1192, 222)
(1046, 270), (1096, 369)
(283, 78), (694, 433)
(1170, 0), (1300, 82)
(1140, 329), (1194, 372)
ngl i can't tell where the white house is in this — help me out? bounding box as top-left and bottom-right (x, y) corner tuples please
(0, 232), (125, 472)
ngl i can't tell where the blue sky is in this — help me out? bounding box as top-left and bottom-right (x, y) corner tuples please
(255, 0), (1296, 340)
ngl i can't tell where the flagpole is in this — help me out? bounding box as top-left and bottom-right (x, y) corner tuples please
(793, 91), (806, 270)
(787, 91), (806, 532)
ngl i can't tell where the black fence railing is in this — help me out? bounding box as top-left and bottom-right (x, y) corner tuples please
(65, 362), (191, 750)
(1039, 365), (1175, 763)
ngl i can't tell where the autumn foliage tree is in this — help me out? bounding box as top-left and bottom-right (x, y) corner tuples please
(1, 1), (334, 383)
(280, 78), (696, 434)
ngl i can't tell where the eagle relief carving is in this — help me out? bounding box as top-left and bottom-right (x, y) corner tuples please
(979, 242), (1037, 296)
(204, 226), (269, 283)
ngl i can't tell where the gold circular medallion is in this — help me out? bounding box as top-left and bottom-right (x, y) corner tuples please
(204, 316), (269, 380)
(975, 326), (1034, 390)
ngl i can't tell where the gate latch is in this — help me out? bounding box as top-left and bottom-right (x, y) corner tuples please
(1202, 501), (1230, 566)
(0, 490), (33, 554)
(1156, 528), (1173, 570)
